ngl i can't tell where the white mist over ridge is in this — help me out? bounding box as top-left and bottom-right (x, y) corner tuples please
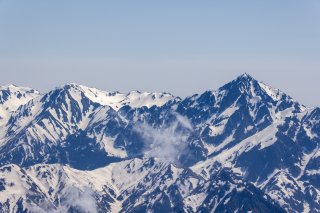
(27, 187), (98, 213)
(134, 113), (193, 165)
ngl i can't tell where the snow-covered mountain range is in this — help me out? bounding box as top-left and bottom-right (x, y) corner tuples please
(0, 74), (319, 212)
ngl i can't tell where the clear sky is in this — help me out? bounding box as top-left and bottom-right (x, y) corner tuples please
(0, 0), (320, 106)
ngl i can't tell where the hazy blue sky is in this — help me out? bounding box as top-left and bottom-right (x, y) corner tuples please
(0, 0), (320, 106)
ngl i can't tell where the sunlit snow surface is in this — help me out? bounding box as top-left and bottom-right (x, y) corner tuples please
(0, 74), (319, 212)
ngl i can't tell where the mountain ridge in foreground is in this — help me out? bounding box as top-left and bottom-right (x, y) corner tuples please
(0, 73), (319, 213)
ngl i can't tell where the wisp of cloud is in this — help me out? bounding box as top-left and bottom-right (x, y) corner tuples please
(27, 186), (98, 213)
(134, 113), (193, 165)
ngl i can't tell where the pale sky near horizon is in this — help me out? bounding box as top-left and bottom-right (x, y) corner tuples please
(0, 0), (320, 106)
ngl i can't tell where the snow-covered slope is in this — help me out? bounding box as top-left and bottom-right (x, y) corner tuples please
(0, 159), (285, 213)
(0, 74), (319, 212)
(63, 84), (175, 110)
(0, 84), (175, 168)
(0, 85), (40, 125)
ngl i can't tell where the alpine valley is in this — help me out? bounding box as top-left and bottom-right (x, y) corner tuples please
(0, 74), (319, 213)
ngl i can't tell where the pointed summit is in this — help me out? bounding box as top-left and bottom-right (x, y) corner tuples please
(219, 73), (258, 93)
(239, 72), (251, 78)
(235, 73), (256, 83)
